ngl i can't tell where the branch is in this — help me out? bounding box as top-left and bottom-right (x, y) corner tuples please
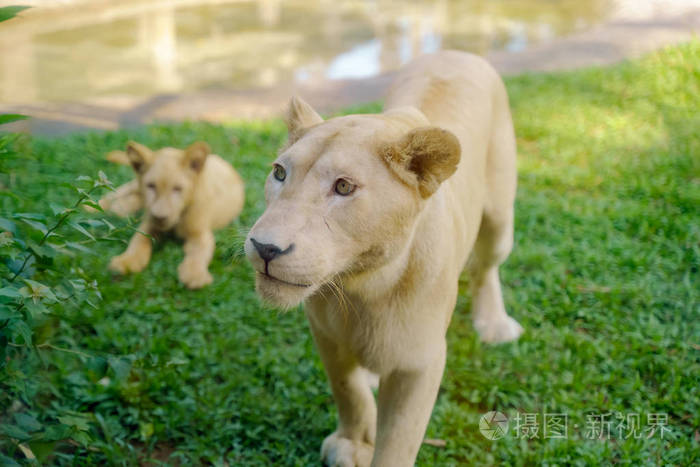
(10, 185), (101, 282)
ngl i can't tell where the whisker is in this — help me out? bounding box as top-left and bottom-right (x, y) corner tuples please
(327, 280), (347, 321)
(329, 277), (357, 324)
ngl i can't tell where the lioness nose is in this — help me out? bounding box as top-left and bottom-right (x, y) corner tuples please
(251, 238), (292, 262)
(152, 214), (167, 224)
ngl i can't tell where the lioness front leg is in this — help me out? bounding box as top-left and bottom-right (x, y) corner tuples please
(109, 220), (153, 274)
(178, 230), (214, 289)
(308, 321), (376, 467)
(372, 345), (446, 467)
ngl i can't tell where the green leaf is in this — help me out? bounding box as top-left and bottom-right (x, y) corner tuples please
(57, 415), (90, 432)
(19, 218), (48, 235)
(41, 424), (72, 442)
(0, 306), (20, 320)
(0, 423), (31, 441)
(59, 182), (78, 192)
(0, 287), (21, 299)
(14, 413), (42, 433)
(108, 356), (132, 381)
(0, 6), (30, 23)
(25, 301), (50, 317)
(68, 221), (95, 241)
(0, 217), (17, 234)
(71, 430), (92, 446)
(0, 114), (28, 125)
(81, 200), (103, 212)
(67, 279), (86, 292)
(101, 219), (116, 231)
(81, 219), (106, 229)
(9, 320), (32, 345)
(64, 242), (93, 254)
(13, 212), (45, 221)
(28, 241), (58, 259)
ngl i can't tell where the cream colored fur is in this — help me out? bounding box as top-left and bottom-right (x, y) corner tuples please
(245, 50), (522, 466)
(108, 141), (244, 289)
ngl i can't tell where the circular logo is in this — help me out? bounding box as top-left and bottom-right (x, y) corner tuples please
(479, 411), (509, 440)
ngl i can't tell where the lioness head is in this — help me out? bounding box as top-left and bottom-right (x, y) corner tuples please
(245, 97), (460, 308)
(125, 141), (210, 231)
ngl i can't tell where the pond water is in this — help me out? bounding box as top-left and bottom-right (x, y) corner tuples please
(0, 0), (667, 105)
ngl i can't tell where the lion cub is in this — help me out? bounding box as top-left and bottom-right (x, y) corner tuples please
(108, 141), (244, 289)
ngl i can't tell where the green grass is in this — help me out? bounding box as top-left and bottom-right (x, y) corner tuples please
(1, 42), (699, 465)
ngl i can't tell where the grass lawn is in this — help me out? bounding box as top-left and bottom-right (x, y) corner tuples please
(1, 42), (698, 465)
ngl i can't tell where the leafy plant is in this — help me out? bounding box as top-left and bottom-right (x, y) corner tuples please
(0, 49), (135, 460)
(0, 151), (131, 463)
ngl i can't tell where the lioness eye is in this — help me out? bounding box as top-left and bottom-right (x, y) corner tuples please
(173, 185), (182, 193)
(146, 182), (156, 190)
(272, 164), (286, 182)
(334, 179), (356, 196)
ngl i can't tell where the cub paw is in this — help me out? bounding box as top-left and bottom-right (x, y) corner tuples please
(109, 253), (149, 274)
(321, 432), (373, 467)
(474, 314), (523, 344)
(178, 262), (213, 289)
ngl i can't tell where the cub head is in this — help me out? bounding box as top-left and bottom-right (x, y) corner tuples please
(125, 141), (210, 231)
(245, 97), (460, 309)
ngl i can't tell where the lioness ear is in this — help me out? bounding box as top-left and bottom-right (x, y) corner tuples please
(381, 127), (461, 198)
(126, 141), (154, 174)
(285, 96), (323, 145)
(183, 141), (210, 173)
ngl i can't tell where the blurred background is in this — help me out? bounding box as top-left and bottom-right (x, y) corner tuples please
(1, 0), (698, 132)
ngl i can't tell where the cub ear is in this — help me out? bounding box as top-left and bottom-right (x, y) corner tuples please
(126, 141), (154, 174)
(381, 127), (461, 198)
(285, 96), (323, 145)
(183, 141), (210, 173)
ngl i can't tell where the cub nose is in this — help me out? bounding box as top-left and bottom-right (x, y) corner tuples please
(151, 214), (167, 224)
(250, 238), (293, 262)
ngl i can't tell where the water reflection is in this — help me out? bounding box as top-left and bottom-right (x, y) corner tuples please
(0, 0), (625, 104)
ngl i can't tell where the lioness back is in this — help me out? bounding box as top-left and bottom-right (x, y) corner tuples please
(385, 50), (516, 267)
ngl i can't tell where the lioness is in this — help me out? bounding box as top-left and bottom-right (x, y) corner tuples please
(245, 51), (523, 466)
(108, 141), (244, 289)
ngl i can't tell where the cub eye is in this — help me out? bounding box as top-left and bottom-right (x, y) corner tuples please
(334, 178), (356, 196)
(272, 164), (286, 182)
(146, 182), (156, 190)
(173, 185), (183, 193)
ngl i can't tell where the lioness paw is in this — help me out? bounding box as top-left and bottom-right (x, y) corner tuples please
(178, 263), (213, 289)
(474, 314), (523, 344)
(321, 432), (373, 467)
(109, 253), (149, 274)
